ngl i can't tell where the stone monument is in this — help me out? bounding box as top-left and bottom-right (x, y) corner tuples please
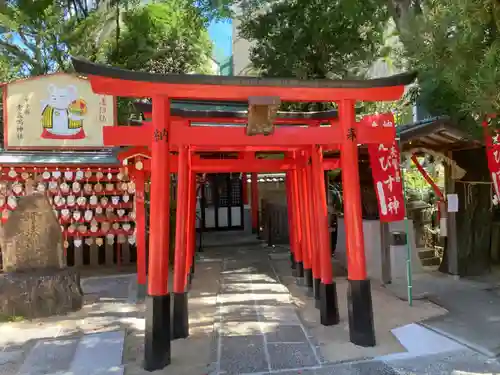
(0, 191), (83, 319)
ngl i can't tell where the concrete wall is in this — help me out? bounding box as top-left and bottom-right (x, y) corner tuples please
(336, 218), (423, 284)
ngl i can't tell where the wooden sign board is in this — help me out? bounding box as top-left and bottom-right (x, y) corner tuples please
(3, 73), (116, 150)
(246, 96), (280, 136)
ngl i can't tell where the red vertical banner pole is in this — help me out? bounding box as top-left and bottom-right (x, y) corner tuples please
(172, 145), (189, 340)
(144, 96), (171, 371)
(338, 99), (375, 347)
(285, 170), (297, 271)
(298, 151), (313, 289)
(251, 172), (259, 234)
(134, 168), (147, 292)
(185, 169), (197, 286)
(312, 145), (339, 325)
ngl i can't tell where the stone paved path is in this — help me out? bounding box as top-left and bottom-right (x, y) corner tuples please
(213, 252), (323, 374)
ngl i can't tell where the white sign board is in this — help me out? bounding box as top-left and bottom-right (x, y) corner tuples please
(447, 194), (459, 213)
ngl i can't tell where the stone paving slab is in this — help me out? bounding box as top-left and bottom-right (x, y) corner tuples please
(17, 338), (79, 375)
(219, 335), (269, 374)
(0, 350), (24, 375)
(264, 325), (308, 343)
(256, 306), (301, 325)
(268, 343), (319, 370)
(70, 330), (125, 375)
(0, 351), (22, 366)
(314, 361), (399, 375)
(384, 349), (500, 375)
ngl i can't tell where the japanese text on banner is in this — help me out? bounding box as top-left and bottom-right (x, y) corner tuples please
(365, 113), (405, 222)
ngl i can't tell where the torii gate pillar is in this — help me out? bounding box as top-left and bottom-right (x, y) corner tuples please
(339, 100), (375, 346)
(144, 96), (172, 370)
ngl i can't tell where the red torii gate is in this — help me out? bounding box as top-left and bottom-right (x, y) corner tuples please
(72, 56), (414, 372)
(118, 145), (341, 295)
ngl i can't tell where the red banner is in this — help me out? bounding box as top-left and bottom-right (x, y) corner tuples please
(482, 117), (500, 203)
(365, 113), (405, 222)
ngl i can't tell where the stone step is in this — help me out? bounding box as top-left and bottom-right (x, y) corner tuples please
(421, 257), (441, 266)
(418, 249), (436, 260)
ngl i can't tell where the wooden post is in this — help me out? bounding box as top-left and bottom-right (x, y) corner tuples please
(144, 96), (171, 371)
(445, 151), (459, 276)
(339, 99), (375, 347)
(173, 145), (189, 339)
(105, 238), (114, 266)
(90, 241), (99, 267)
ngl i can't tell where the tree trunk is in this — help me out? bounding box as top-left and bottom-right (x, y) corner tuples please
(453, 148), (492, 276)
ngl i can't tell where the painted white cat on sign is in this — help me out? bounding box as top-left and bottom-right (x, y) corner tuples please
(40, 84), (87, 140)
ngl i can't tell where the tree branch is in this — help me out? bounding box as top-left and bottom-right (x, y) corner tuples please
(0, 40), (34, 65)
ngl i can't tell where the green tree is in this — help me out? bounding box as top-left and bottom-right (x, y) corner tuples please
(0, 53), (22, 143)
(238, 0), (388, 79)
(0, 0), (217, 76)
(236, 0), (391, 111)
(398, 0), (500, 135)
(102, 1), (213, 123)
(0, 0), (71, 75)
(106, 2), (213, 74)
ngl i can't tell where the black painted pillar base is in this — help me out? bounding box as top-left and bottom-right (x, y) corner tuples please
(172, 292), (189, 340)
(290, 252), (297, 270)
(319, 282), (340, 326)
(295, 261), (304, 283)
(313, 278), (321, 309)
(347, 279), (376, 347)
(144, 294), (171, 371)
(304, 268), (313, 296)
